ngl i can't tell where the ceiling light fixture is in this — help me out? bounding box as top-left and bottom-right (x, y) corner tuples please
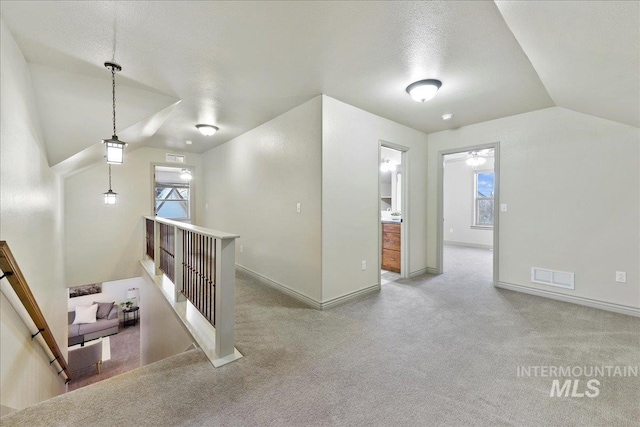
(186, 140), (193, 145)
(466, 151), (487, 167)
(103, 164), (117, 205)
(406, 79), (442, 102)
(180, 169), (193, 181)
(442, 113), (454, 121)
(102, 62), (128, 164)
(196, 124), (219, 136)
(380, 159), (397, 173)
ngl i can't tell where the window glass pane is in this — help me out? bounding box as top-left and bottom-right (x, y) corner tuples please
(477, 172), (494, 198)
(477, 199), (494, 225)
(156, 201), (189, 219)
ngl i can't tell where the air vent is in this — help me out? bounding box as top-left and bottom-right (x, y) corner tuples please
(166, 154), (185, 163)
(531, 267), (575, 289)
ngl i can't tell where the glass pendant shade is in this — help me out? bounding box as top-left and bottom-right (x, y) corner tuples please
(104, 138), (125, 164)
(104, 189), (117, 205)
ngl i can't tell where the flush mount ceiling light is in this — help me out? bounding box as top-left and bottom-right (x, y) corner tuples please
(103, 164), (117, 205)
(406, 79), (442, 102)
(196, 124), (219, 136)
(380, 159), (398, 173)
(442, 113), (454, 121)
(180, 169), (193, 181)
(102, 62), (128, 164)
(466, 151), (487, 167)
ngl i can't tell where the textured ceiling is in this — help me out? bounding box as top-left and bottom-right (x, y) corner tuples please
(1, 1), (637, 172)
(496, 1), (639, 127)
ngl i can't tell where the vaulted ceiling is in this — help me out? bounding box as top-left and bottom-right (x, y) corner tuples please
(1, 1), (637, 175)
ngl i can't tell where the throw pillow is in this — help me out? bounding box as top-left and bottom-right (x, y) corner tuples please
(72, 304), (98, 324)
(93, 301), (115, 319)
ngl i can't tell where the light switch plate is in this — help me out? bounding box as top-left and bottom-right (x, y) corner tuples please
(296, 203), (301, 213)
(615, 271), (626, 283)
(500, 203), (508, 212)
(361, 260), (366, 271)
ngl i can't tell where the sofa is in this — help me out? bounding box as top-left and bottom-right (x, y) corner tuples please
(68, 303), (119, 346)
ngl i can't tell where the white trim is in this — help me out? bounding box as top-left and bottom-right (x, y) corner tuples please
(426, 267), (440, 275)
(320, 284), (381, 310)
(236, 264), (380, 310)
(236, 264), (321, 309)
(496, 281), (640, 317)
(444, 241), (493, 250)
(409, 267), (429, 278)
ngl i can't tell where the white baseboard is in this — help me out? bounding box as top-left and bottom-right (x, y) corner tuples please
(409, 268), (429, 278)
(444, 241), (493, 250)
(236, 264), (322, 309)
(320, 284), (381, 310)
(236, 264), (380, 310)
(426, 267), (440, 275)
(496, 281), (640, 317)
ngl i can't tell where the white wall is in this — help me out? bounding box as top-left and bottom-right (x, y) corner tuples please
(0, 20), (67, 409)
(201, 97), (323, 302)
(428, 107), (639, 309)
(322, 95), (429, 302)
(64, 147), (202, 287)
(139, 273), (196, 365)
(443, 157), (494, 247)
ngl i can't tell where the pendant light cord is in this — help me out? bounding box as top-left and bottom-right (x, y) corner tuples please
(111, 68), (117, 136)
(108, 164), (113, 190)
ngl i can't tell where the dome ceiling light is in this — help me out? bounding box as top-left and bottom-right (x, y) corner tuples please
(406, 79), (442, 102)
(180, 169), (193, 181)
(196, 124), (219, 136)
(466, 151), (487, 167)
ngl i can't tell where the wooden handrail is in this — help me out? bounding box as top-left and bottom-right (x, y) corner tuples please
(0, 241), (71, 382)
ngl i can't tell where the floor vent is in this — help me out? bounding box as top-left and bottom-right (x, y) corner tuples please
(531, 267), (575, 290)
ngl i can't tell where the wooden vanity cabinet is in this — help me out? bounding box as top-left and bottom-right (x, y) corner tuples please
(381, 222), (401, 273)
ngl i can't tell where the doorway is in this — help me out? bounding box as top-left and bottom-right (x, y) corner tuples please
(437, 143), (499, 284)
(379, 143), (409, 284)
(153, 165), (194, 223)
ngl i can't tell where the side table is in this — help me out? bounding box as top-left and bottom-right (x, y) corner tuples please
(123, 306), (139, 327)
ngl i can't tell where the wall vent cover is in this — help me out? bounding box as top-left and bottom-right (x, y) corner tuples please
(166, 154), (185, 163)
(531, 267), (575, 289)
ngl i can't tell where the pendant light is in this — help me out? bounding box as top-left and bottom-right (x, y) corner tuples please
(102, 62), (128, 164)
(103, 164), (117, 205)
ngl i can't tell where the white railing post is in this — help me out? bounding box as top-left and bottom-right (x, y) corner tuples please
(174, 227), (185, 302)
(153, 219), (161, 276)
(215, 237), (236, 360)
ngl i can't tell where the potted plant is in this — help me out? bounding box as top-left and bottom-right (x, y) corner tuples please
(119, 300), (134, 311)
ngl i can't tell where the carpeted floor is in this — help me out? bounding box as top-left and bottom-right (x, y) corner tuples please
(67, 323), (140, 391)
(3, 245), (639, 426)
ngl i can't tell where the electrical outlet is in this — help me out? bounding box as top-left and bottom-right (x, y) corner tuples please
(240, 245), (243, 253)
(296, 203), (301, 213)
(615, 271), (626, 283)
(361, 260), (367, 271)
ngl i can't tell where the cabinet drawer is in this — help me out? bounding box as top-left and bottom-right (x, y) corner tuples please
(382, 232), (401, 251)
(382, 249), (401, 272)
(382, 223), (401, 234)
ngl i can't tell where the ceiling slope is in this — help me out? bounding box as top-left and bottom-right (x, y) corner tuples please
(496, 1), (640, 127)
(29, 64), (179, 167)
(1, 0), (554, 153)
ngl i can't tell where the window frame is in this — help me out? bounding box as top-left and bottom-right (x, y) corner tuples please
(472, 169), (494, 229)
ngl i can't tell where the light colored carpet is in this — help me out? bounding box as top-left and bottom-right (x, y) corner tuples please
(2, 245), (639, 426)
(67, 323), (140, 391)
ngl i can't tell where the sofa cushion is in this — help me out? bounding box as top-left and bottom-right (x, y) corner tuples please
(72, 304), (98, 324)
(77, 317), (119, 335)
(93, 301), (115, 319)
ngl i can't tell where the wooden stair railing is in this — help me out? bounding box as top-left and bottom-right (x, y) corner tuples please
(0, 241), (71, 383)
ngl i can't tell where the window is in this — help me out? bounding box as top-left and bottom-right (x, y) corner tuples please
(474, 171), (494, 227)
(155, 166), (191, 221)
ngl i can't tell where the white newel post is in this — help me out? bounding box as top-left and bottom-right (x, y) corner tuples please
(154, 219), (161, 276)
(215, 237), (236, 360)
(174, 227), (185, 302)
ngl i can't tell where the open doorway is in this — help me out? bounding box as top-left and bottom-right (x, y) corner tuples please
(379, 145), (408, 284)
(154, 165), (194, 223)
(437, 144), (499, 284)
